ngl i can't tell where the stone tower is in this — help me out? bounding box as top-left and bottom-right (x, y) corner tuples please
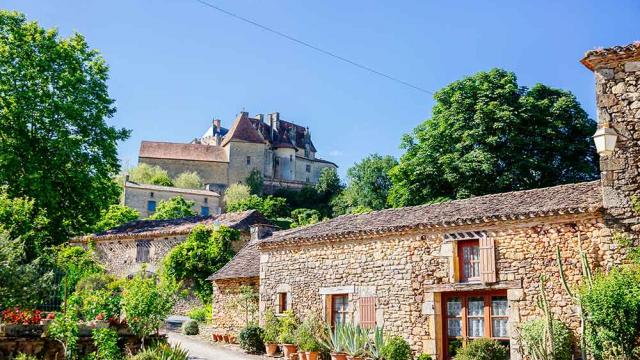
(581, 42), (640, 233)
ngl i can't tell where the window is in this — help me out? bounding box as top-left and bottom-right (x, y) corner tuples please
(149, 192), (154, 198)
(204, 197), (208, 204)
(443, 291), (508, 359)
(147, 200), (156, 213)
(306, 164), (311, 173)
(458, 240), (480, 282)
(246, 156), (251, 165)
(289, 155), (293, 162)
(331, 294), (349, 327)
(276, 292), (288, 314)
(135, 240), (150, 263)
(201, 206), (209, 216)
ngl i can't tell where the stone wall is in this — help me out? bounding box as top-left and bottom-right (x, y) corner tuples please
(139, 157), (228, 186)
(124, 185), (221, 218)
(226, 142), (266, 185)
(260, 214), (626, 358)
(212, 277), (260, 334)
(295, 156), (336, 184)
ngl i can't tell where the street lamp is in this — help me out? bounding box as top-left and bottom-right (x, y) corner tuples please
(593, 123), (618, 157)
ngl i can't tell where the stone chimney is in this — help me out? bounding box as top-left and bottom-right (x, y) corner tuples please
(255, 113), (264, 123)
(269, 112), (280, 141)
(581, 42), (640, 226)
(250, 224), (275, 241)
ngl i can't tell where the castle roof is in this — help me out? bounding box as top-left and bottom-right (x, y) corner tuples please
(249, 117), (317, 152)
(74, 210), (269, 242)
(260, 180), (603, 247)
(139, 141), (228, 162)
(221, 112), (266, 146)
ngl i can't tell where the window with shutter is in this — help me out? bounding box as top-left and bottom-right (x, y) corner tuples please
(358, 297), (376, 329)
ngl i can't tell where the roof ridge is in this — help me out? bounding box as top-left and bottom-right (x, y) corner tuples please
(221, 112), (265, 146)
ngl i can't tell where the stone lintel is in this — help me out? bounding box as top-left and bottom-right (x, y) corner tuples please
(318, 285), (355, 295)
(423, 279), (522, 293)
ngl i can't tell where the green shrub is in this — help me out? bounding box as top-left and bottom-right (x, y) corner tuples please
(91, 327), (121, 360)
(239, 325), (265, 354)
(262, 309), (279, 344)
(416, 354), (433, 360)
(187, 305), (211, 323)
(13, 354), (39, 360)
(277, 310), (298, 344)
(295, 314), (324, 352)
(380, 336), (411, 360)
(130, 343), (188, 360)
(580, 266), (640, 359)
(518, 318), (572, 360)
(182, 320), (199, 335)
(455, 338), (509, 360)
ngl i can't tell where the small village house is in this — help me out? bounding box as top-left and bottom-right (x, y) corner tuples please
(209, 41), (640, 359)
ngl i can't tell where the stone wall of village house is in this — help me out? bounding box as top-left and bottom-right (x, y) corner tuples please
(124, 186), (221, 218)
(259, 214), (627, 358)
(211, 278), (260, 333)
(139, 157), (229, 186)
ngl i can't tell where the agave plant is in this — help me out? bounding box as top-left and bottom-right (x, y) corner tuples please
(368, 326), (385, 359)
(319, 323), (345, 353)
(342, 323), (370, 357)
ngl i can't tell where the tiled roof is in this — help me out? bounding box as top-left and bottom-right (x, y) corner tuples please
(249, 117), (318, 153)
(75, 210), (269, 242)
(261, 181), (603, 247)
(125, 181), (220, 197)
(208, 239), (260, 281)
(139, 141), (228, 162)
(581, 41), (640, 70)
(221, 112), (266, 146)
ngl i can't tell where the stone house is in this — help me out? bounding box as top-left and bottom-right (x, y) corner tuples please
(123, 179), (221, 218)
(72, 210), (270, 278)
(210, 42), (640, 359)
(138, 111), (338, 195)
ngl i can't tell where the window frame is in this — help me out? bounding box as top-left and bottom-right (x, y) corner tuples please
(246, 156), (251, 165)
(135, 240), (151, 263)
(276, 292), (289, 314)
(442, 290), (509, 359)
(330, 294), (349, 327)
(147, 200), (156, 213)
(457, 239), (481, 282)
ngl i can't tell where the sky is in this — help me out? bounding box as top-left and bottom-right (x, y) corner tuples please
(3, 0), (639, 178)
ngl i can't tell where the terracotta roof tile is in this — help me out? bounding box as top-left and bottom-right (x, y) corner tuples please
(581, 41), (640, 70)
(75, 210), (269, 242)
(208, 239), (260, 281)
(221, 112), (265, 146)
(125, 181), (220, 197)
(139, 141), (228, 162)
(261, 181), (603, 246)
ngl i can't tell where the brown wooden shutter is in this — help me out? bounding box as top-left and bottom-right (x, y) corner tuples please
(359, 297), (376, 329)
(479, 235), (496, 283)
(324, 295), (332, 323)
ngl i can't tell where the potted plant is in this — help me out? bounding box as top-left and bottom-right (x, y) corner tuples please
(368, 326), (384, 360)
(320, 324), (347, 360)
(297, 313), (324, 360)
(277, 310), (299, 358)
(342, 323), (369, 360)
(262, 309), (280, 356)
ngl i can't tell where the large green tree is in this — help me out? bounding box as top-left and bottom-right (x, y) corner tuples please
(389, 69), (598, 207)
(0, 11), (130, 242)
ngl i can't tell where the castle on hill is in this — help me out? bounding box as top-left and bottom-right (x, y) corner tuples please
(138, 111), (337, 194)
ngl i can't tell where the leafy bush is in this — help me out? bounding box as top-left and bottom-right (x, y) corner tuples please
(226, 194), (289, 219)
(70, 274), (123, 321)
(182, 320), (199, 335)
(246, 169), (264, 195)
(130, 343), (188, 360)
(148, 196), (195, 220)
(224, 184), (251, 205)
(262, 309), (279, 344)
(295, 314), (324, 352)
(239, 325), (265, 354)
(48, 308), (79, 359)
(518, 318), (572, 360)
(127, 164), (173, 187)
(13, 354), (39, 360)
(416, 354), (433, 360)
(580, 266), (640, 359)
(277, 310), (298, 344)
(93, 204), (139, 233)
(173, 171), (203, 190)
(290, 208), (322, 228)
(91, 327), (121, 360)
(55, 245), (105, 295)
(380, 335), (411, 360)
(187, 305), (211, 323)
(163, 225), (237, 302)
(454, 338), (509, 360)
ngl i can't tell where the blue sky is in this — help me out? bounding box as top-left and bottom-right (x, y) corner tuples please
(3, 0), (639, 178)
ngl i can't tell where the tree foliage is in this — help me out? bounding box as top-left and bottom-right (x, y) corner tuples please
(388, 69), (598, 207)
(0, 187), (50, 260)
(224, 183), (251, 206)
(93, 204), (139, 233)
(0, 11), (130, 241)
(148, 196), (196, 220)
(246, 169), (264, 195)
(173, 171), (203, 190)
(290, 208), (322, 228)
(162, 225), (238, 302)
(127, 163), (173, 187)
(226, 194), (289, 219)
(316, 167), (342, 199)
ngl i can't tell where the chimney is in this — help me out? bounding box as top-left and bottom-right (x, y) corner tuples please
(581, 42), (640, 218)
(250, 224), (274, 241)
(255, 114), (264, 123)
(213, 119), (221, 131)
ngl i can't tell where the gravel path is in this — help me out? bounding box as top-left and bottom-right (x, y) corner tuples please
(167, 331), (265, 360)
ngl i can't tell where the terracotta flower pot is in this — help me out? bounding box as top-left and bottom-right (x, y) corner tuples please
(298, 351), (307, 360)
(281, 344), (298, 358)
(306, 351), (320, 360)
(265, 343), (279, 356)
(223, 334), (230, 343)
(346, 357), (364, 360)
(330, 353), (348, 360)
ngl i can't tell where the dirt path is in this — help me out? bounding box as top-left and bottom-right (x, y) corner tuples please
(166, 331), (265, 360)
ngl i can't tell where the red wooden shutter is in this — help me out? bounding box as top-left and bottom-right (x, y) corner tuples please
(359, 297), (376, 329)
(479, 235), (496, 283)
